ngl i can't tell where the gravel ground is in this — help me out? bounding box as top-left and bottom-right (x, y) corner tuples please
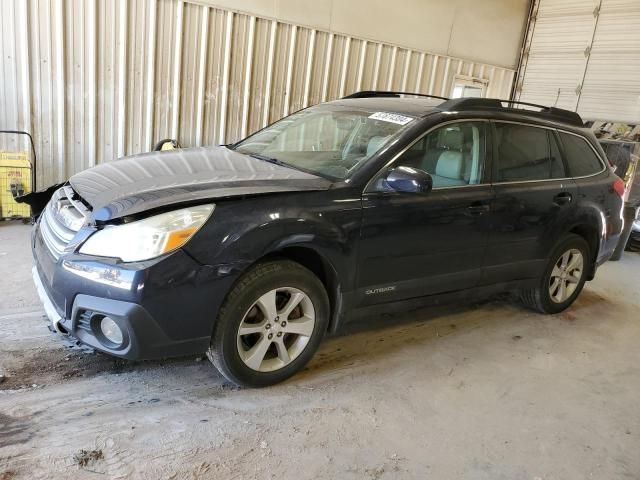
(1, 220), (639, 479)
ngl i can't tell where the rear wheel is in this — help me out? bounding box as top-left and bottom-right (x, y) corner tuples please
(521, 234), (590, 314)
(207, 260), (329, 387)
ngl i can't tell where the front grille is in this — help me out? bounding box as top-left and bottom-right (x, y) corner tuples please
(39, 186), (89, 260)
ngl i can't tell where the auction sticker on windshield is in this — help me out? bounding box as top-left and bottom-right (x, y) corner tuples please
(369, 112), (414, 125)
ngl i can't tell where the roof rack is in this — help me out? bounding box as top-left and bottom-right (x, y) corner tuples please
(438, 98), (584, 127)
(342, 90), (449, 101)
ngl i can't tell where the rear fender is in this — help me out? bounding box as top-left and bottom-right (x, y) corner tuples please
(565, 202), (610, 276)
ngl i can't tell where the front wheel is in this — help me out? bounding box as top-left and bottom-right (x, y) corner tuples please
(207, 260), (329, 387)
(521, 234), (590, 314)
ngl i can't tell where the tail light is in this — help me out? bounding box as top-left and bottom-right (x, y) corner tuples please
(612, 177), (625, 198)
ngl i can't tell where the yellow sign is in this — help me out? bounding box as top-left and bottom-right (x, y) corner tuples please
(0, 151), (32, 219)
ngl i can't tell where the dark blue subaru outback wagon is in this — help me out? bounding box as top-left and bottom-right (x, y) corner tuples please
(30, 92), (625, 386)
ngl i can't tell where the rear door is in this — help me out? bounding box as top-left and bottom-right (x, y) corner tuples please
(558, 131), (620, 261)
(482, 122), (578, 284)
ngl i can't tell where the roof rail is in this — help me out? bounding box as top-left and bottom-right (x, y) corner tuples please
(438, 98), (584, 127)
(343, 90), (449, 101)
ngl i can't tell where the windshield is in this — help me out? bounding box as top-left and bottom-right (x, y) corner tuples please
(232, 105), (415, 179)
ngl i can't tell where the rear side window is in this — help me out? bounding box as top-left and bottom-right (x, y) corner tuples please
(494, 123), (565, 181)
(601, 142), (631, 176)
(559, 132), (604, 177)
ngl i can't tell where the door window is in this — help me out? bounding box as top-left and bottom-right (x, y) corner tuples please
(558, 132), (605, 177)
(494, 123), (566, 182)
(388, 122), (487, 189)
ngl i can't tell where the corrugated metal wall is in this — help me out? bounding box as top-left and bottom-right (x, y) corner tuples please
(515, 0), (640, 123)
(0, 0), (515, 188)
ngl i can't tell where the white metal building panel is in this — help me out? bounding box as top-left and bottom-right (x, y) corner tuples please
(0, 0), (515, 186)
(577, 1), (640, 121)
(517, 0), (640, 123)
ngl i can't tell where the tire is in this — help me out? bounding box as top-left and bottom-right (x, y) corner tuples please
(207, 260), (329, 387)
(520, 234), (590, 314)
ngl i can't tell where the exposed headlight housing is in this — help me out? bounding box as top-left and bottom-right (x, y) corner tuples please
(79, 204), (214, 262)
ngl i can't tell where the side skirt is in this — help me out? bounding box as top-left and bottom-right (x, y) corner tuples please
(334, 279), (538, 329)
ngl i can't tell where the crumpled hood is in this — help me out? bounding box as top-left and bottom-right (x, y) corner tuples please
(69, 146), (332, 221)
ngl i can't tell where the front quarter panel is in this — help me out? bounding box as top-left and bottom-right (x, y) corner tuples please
(182, 189), (363, 292)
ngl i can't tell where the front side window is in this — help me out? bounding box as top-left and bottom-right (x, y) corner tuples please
(559, 132), (605, 177)
(389, 122), (487, 188)
(494, 123), (565, 182)
(232, 106), (415, 180)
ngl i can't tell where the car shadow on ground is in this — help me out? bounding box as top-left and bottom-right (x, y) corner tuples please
(0, 289), (612, 392)
(292, 288), (614, 384)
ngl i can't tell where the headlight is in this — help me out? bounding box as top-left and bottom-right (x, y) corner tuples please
(79, 204), (214, 262)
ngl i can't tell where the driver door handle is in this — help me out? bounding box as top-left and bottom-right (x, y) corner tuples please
(466, 203), (490, 216)
(553, 192), (573, 206)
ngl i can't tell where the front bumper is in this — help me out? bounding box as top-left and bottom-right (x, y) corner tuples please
(33, 263), (178, 358)
(31, 221), (243, 360)
(32, 265), (64, 332)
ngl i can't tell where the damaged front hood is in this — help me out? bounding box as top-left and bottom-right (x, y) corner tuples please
(67, 146), (332, 221)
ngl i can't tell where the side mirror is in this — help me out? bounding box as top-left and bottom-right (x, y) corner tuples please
(385, 166), (433, 193)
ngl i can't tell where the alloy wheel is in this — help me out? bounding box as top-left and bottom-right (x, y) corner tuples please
(237, 287), (316, 372)
(548, 248), (584, 303)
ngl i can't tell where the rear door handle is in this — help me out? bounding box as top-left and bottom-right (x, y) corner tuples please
(466, 203), (490, 216)
(553, 192), (573, 206)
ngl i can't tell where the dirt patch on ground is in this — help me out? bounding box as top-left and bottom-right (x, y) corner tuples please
(0, 414), (32, 449)
(72, 448), (104, 467)
(558, 289), (619, 322)
(0, 339), (199, 392)
(0, 347), (115, 391)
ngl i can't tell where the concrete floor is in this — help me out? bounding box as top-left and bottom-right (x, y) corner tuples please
(1, 220), (639, 479)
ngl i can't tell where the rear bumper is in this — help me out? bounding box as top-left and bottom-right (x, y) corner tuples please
(31, 221), (244, 360)
(596, 207), (625, 267)
(596, 234), (619, 267)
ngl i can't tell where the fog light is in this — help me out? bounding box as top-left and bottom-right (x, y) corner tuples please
(100, 316), (123, 345)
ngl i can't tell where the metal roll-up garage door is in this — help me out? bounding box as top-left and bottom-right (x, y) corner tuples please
(515, 0), (640, 123)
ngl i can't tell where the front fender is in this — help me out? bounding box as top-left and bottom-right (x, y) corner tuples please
(182, 192), (362, 290)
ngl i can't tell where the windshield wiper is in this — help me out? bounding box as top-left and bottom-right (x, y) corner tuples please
(246, 152), (336, 180)
(248, 153), (288, 166)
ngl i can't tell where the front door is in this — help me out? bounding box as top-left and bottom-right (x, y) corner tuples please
(357, 121), (494, 306)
